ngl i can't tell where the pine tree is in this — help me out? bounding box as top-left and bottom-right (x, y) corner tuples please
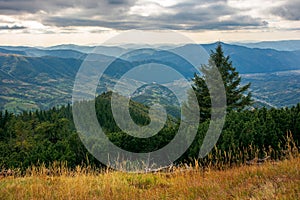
(192, 43), (252, 121)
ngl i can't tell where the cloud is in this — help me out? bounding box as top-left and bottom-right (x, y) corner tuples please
(141, 1), (267, 30)
(0, 24), (26, 30)
(0, 0), (269, 31)
(0, 0), (137, 14)
(44, 17), (140, 30)
(271, 0), (300, 20)
(107, 0), (134, 5)
(42, 0), (267, 31)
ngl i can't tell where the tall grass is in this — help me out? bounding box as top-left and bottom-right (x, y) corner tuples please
(195, 131), (299, 170)
(1, 155), (299, 199)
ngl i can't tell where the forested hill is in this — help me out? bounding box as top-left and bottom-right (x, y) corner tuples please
(0, 92), (299, 170)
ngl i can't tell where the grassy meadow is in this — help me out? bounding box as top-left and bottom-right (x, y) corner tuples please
(1, 155), (299, 200)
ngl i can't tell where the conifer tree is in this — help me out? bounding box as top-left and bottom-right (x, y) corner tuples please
(192, 43), (252, 121)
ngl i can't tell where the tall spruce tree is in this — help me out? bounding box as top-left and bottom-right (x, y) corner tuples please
(192, 43), (252, 121)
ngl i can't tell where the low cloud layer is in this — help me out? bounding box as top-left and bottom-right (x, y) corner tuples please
(0, 25), (26, 30)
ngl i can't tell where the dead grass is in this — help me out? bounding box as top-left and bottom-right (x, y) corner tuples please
(0, 157), (299, 200)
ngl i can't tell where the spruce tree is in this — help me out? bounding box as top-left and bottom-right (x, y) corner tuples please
(192, 43), (252, 121)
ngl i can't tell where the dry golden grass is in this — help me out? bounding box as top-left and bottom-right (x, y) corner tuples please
(0, 156), (299, 200)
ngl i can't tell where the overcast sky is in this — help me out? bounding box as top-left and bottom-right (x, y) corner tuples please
(0, 0), (299, 46)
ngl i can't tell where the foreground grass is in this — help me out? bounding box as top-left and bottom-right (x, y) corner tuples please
(1, 158), (299, 200)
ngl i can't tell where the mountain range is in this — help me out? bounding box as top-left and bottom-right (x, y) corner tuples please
(234, 40), (300, 51)
(0, 41), (300, 113)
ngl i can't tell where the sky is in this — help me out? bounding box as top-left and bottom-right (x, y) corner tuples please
(0, 0), (299, 46)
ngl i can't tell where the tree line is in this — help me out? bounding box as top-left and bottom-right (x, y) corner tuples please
(0, 93), (299, 170)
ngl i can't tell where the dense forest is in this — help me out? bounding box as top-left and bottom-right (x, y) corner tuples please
(0, 91), (299, 170)
(1, 44), (300, 171)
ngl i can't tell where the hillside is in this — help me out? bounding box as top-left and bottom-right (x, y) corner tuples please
(242, 70), (300, 108)
(0, 54), (81, 112)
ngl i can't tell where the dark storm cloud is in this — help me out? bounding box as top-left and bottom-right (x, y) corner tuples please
(271, 0), (300, 20)
(152, 1), (267, 30)
(147, 1), (238, 29)
(0, 25), (26, 30)
(0, 0), (136, 14)
(107, 0), (133, 5)
(149, 15), (267, 30)
(0, 0), (268, 31)
(0, 0), (72, 14)
(44, 17), (140, 30)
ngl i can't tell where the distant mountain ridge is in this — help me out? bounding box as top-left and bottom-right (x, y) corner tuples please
(0, 47), (27, 56)
(202, 42), (300, 73)
(0, 41), (299, 112)
(3, 42), (300, 74)
(233, 40), (300, 51)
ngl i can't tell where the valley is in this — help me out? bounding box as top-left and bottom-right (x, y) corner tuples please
(1, 41), (300, 113)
